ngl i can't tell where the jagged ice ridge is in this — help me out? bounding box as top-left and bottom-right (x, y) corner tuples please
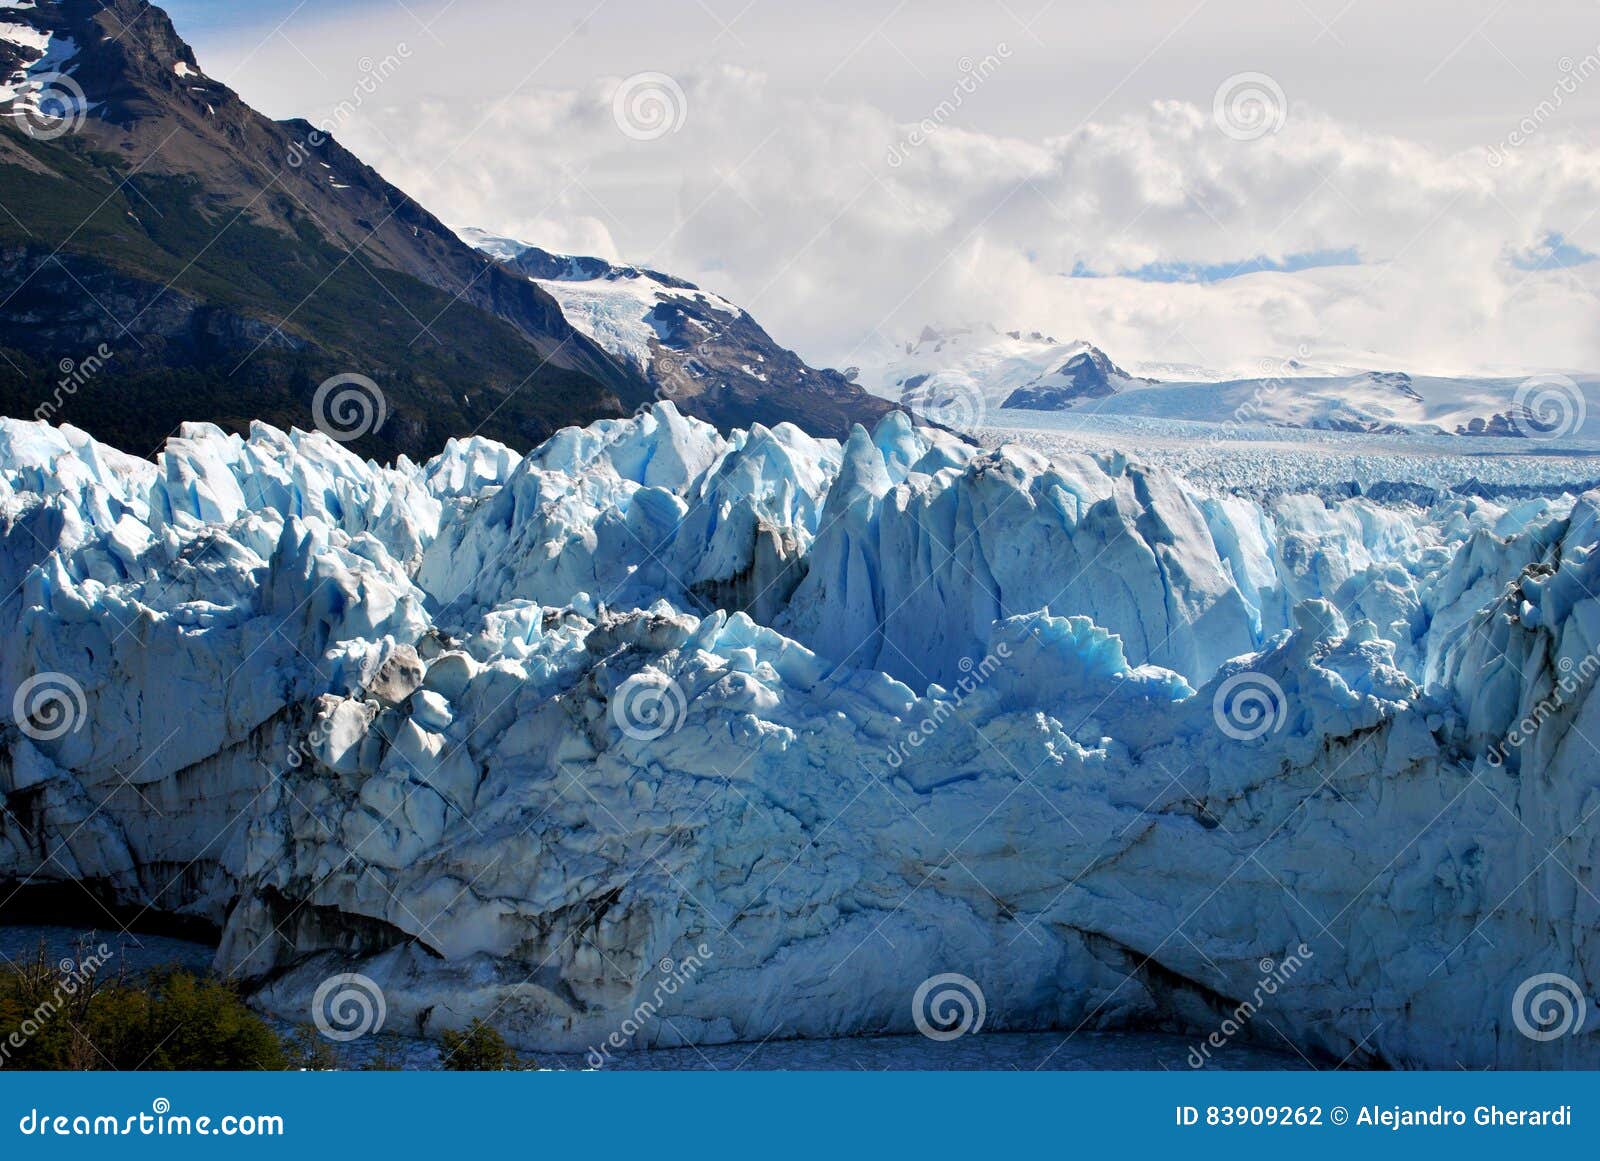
(0, 404), (1596, 1067)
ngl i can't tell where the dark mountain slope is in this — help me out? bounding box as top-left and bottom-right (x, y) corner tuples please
(0, 0), (896, 457)
(466, 230), (899, 440)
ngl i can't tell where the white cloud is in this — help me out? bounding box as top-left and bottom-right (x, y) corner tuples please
(168, 0), (1600, 377)
(341, 64), (1600, 377)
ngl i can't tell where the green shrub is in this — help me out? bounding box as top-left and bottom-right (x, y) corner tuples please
(0, 941), (285, 1071)
(286, 1024), (341, 1071)
(439, 1018), (526, 1071)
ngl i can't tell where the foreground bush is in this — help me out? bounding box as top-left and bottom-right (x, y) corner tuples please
(439, 1019), (527, 1070)
(2, 940), (530, 1071)
(0, 943), (285, 1071)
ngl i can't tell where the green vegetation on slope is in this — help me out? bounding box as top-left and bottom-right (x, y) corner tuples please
(0, 131), (620, 460)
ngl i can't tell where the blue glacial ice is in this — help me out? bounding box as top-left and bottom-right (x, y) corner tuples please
(0, 404), (1595, 1067)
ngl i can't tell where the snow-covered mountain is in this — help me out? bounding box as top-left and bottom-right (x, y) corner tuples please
(861, 327), (1151, 421)
(458, 228), (897, 440)
(0, 0), (651, 461)
(4, 407), (1598, 1067)
(0, 6), (86, 116)
(861, 326), (1600, 438)
(0, 1), (897, 460)
(997, 345), (1154, 410)
(1060, 368), (1600, 438)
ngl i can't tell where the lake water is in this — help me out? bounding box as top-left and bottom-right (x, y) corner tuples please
(0, 925), (1307, 1071)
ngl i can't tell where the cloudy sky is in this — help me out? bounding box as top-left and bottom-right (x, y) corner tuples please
(165, 0), (1600, 376)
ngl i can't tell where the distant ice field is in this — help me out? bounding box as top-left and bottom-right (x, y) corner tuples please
(980, 412), (1600, 500)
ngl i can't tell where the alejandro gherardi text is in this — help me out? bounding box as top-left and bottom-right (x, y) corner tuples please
(1357, 1105), (1573, 1130)
(1174, 1104), (1575, 1131)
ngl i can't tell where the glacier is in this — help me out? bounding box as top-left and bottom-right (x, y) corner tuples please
(1, 403), (1596, 1068)
(858, 323), (1600, 440)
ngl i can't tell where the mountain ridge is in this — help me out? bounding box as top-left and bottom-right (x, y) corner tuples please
(457, 228), (899, 439)
(0, 0), (895, 458)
